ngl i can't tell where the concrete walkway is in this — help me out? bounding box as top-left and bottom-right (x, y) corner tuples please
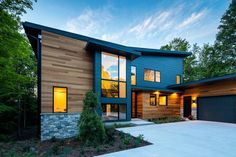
(97, 121), (236, 157)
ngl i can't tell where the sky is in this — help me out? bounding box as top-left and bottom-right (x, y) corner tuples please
(22, 0), (231, 49)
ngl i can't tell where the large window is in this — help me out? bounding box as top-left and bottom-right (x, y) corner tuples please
(176, 75), (181, 84)
(53, 87), (67, 112)
(150, 94), (156, 106)
(159, 95), (168, 106)
(144, 69), (154, 81)
(102, 104), (127, 121)
(144, 68), (160, 82)
(101, 52), (126, 98)
(131, 66), (136, 85)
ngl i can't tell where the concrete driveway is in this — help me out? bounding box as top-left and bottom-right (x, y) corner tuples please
(97, 121), (236, 157)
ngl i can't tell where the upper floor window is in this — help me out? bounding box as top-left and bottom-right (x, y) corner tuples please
(53, 87), (67, 112)
(176, 75), (181, 84)
(144, 69), (154, 81)
(131, 66), (136, 85)
(155, 71), (160, 82)
(144, 68), (160, 82)
(101, 52), (126, 98)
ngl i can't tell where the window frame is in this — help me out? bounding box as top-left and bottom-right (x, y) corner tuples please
(52, 86), (68, 113)
(158, 95), (168, 106)
(144, 68), (161, 83)
(131, 66), (137, 86)
(176, 74), (181, 84)
(101, 103), (127, 121)
(101, 52), (127, 98)
(150, 94), (157, 106)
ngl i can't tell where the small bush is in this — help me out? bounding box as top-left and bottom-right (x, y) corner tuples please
(122, 135), (132, 145)
(78, 91), (106, 145)
(135, 134), (144, 144)
(104, 125), (116, 142)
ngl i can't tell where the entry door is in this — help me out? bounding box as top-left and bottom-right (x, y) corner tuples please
(131, 92), (137, 118)
(184, 96), (192, 117)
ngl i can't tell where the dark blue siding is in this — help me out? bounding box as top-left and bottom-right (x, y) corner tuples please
(131, 55), (184, 89)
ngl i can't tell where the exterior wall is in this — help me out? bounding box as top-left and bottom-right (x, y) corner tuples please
(180, 79), (236, 119)
(136, 91), (181, 119)
(41, 113), (80, 140)
(131, 55), (184, 89)
(41, 31), (94, 113)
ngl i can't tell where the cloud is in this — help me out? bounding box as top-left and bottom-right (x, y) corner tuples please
(128, 11), (172, 38)
(176, 9), (207, 30)
(65, 7), (112, 36)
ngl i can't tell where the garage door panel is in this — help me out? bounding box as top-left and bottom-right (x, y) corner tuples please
(197, 95), (236, 123)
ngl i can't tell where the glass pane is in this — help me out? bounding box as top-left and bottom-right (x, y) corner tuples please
(176, 75), (181, 84)
(150, 95), (156, 106)
(119, 105), (127, 120)
(159, 96), (167, 106)
(119, 56), (126, 81)
(131, 66), (136, 85)
(155, 71), (160, 82)
(54, 87), (67, 112)
(101, 52), (118, 80)
(102, 104), (118, 121)
(144, 69), (154, 81)
(119, 82), (126, 98)
(101, 80), (118, 98)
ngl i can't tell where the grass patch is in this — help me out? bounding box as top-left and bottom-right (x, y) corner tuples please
(149, 117), (185, 124)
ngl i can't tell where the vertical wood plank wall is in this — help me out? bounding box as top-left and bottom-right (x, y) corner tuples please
(41, 31), (94, 113)
(141, 92), (181, 119)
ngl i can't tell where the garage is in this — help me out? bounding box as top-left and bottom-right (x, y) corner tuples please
(197, 95), (236, 123)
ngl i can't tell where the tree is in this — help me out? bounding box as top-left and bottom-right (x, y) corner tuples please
(215, 0), (236, 74)
(0, 0), (37, 138)
(160, 38), (190, 52)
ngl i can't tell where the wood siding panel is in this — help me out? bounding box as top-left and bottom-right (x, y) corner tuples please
(140, 92), (181, 119)
(41, 31), (93, 113)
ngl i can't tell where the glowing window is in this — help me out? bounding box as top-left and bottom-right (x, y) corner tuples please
(53, 87), (67, 112)
(159, 95), (167, 106)
(176, 75), (181, 84)
(150, 94), (156, 106)
(155, 71), (160, 82)
(131, 66), (136, 85)
(144, 69), (154, 81)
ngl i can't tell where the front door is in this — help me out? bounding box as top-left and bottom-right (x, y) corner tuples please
(184, 96), (192, 117)
(131, 92), (137, 118)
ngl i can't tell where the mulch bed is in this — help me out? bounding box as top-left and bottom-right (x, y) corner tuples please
(0, 130), (151, 157)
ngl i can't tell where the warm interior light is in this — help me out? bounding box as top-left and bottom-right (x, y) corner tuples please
(54, 87), (67, 112)
(154, 91), (160, 95)
(192, 96), (197, 109)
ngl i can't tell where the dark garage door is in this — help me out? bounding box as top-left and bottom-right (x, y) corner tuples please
(197, 95), (236, 123)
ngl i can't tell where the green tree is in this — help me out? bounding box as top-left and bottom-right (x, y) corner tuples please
(160, 38), (190, 52)
(215, 0), (236, 74)
(0, 0), (36, 138)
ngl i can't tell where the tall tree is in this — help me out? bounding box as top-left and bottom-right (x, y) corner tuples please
(215, 0), (236, 74)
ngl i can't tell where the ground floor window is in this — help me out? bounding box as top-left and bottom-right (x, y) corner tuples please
(102, 104), (127, 121)
(159, 95), (168, 106)
(53, 87), (68, 112)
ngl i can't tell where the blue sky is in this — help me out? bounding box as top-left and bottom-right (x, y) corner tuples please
(22, 0), (230, 48)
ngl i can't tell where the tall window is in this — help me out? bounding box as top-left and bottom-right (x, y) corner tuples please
(53, 87), (67, 112)
(159, 95), (167, 106)
(155, 71), (160, 82)
(131, 66), (136, 85)
(144, 69), (154, 81)
(176, 75), (181, 84)
(101, 52), (126, 98)
(150, 94), (156, 106)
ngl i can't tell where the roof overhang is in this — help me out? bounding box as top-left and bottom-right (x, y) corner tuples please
(132, 86), (183, 93)
(168, 73), (236, 90)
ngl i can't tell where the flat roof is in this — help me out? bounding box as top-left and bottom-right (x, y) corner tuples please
(168, 73), (236, 90)
(23, 22), (191, 59)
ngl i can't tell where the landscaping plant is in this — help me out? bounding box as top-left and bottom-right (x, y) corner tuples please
(78, 91), (106, 145)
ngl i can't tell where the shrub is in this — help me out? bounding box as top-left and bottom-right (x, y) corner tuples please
(78, 91), (105, 145)
(122, 134), (132, 145)
(104, 125), (116, 142)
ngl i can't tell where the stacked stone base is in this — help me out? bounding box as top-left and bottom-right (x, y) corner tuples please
(41, 113), (80, 141)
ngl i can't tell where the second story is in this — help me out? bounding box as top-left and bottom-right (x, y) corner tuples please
(130, 48), (189, 90)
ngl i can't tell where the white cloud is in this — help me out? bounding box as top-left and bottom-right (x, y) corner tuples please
(65, 7), (112, 36)
(128, 11), (172, 38)
(176, 9), (207, 30)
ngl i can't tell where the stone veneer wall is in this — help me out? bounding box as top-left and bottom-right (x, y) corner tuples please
(41, 113), (80, 141)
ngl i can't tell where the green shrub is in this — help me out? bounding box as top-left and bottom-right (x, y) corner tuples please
(78, 91), (106, 145)
(104, 125), (116, 142)
(122, 134), (132, 145)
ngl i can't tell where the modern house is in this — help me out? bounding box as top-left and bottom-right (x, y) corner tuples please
(23, 22), (236, 140)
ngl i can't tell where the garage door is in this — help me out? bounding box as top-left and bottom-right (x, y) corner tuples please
(197, 95), (236, 123)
